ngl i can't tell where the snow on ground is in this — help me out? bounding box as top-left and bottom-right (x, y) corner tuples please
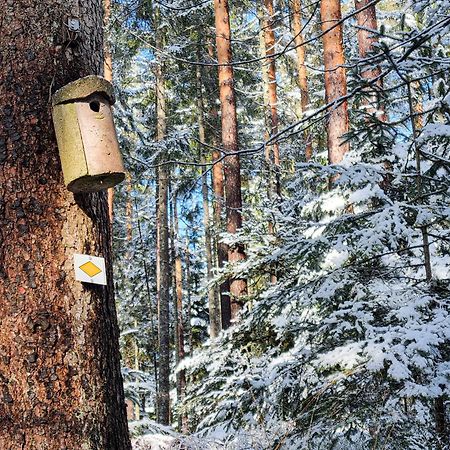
(132, 434), (176, 450)
(130, 420), (223, 450)
(132, 434), (223, 450)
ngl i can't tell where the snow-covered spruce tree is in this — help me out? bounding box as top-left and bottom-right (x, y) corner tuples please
(179, 2), (450, 448)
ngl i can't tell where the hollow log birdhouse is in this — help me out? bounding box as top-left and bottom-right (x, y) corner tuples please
(52, 75), (125, 193)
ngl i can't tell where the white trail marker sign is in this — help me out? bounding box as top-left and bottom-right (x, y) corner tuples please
(74, 253), (107, 285)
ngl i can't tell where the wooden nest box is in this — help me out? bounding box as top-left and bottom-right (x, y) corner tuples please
(52, 75), (125, 193)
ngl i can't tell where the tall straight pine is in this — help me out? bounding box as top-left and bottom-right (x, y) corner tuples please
(292, 0), (313, 160)
(155, 11), (171, 425)
(214, 0), (247, 320)
(354, 0), (387, 120)
(262, 0), (281, 196)
(320, 0), (349, 163)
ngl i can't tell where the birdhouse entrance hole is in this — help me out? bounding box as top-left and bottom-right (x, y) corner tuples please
(89, 100), (100, 112)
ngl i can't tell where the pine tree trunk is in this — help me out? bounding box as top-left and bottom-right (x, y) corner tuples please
(292, 0), (313, 160)
(320, 0), (349, 164)
(155, 17), (171, 425)
(214, 0), (247, 320)
(171, 192), (187, 431)
(211, 148), (232, 329)
(206, 40), (232, 330)
(125, 173), (133, 260)
(0, 1), (130, 448)
(260, 0), (282, 284)
(262, 0), (281, 195)
(197, 63), (222, 338)
(354, 0), (387, 120)
(202, 165), (222, 337)
(185, 235), (194, 356)
(126, 176), (138, 420)
(104, 0), (115, 223)
(212, 146), (232, 329)
(133, 320), (140, 420)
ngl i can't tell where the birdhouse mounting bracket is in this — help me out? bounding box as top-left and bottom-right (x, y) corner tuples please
(67, 17), (80, 32)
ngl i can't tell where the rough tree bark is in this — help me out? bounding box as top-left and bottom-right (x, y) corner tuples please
(0, 1), (131, 449)
(292, 0), (313, 160)
(155, 16), (171, 425)
(354, 0), (387, 120)
(320, 0), (350, 164)
(214, 0), (247, 320)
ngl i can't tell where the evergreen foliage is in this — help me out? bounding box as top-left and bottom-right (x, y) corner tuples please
(108, 0), (450, 447)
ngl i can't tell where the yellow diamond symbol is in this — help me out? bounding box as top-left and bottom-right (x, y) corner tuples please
(79, 261), (102, 278)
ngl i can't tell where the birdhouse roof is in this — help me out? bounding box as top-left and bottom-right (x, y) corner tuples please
(52, 75), (115, 106)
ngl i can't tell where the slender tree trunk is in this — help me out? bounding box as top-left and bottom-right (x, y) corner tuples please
(135, 198), (159, 390)
(320, 0), (350, 164)
(133, 320), (140, 420)
(103, 0), (113, 83)
(104, 0), (115, 223)
(354, 0), (387, 121)
(206, 40), (232, 329)
(292, 0), (313, 160)
(407, 80), (447, 443)
(262, 0), (281, 196)
(185, 235), (194, 356)
(126, 174), (138, 420)
(125, 173), (133, 259)
(0, 1), (130, 448)
(214, 0), (247, 320)
(212, 147), (232, 329)
(202, 166), (222, 337)
(171, 191), (187, 432)
(197, 62), (222, 337)
(155, 17), (170, 425)
(260, 0), (282, 284)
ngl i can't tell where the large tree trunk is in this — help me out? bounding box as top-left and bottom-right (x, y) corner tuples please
(0, 1), (130, 449)
(214, 0), (247, 320)
(320, 0), (350, 164)
(155, 17), (171, 425)
(292, 0), (313, 160)
(354, 0), (386, 120)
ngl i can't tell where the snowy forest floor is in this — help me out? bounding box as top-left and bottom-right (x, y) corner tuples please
(130, 420), (274, 449)
(130, 421), (222, 450)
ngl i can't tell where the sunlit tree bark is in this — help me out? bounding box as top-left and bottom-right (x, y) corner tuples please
(213, 0), (247, 320)
(0, 1), (130, 448)
(320, 0), (350, 164)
